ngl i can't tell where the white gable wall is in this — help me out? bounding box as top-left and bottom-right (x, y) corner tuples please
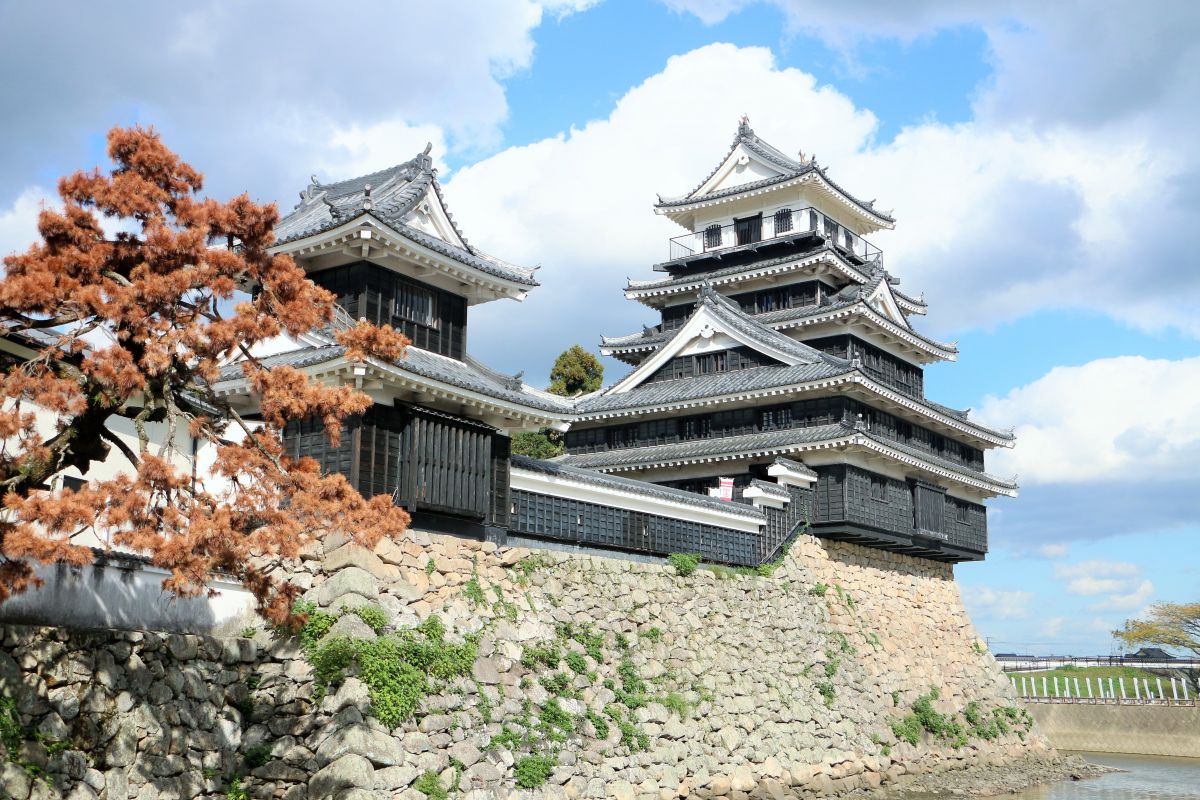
(401, 185), (469, 249)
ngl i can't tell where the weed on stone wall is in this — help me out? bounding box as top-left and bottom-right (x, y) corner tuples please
(481, 617), (691, 789)
(290, 603), (477, 727)
(889, 689), (1033, 750)
(667, 553), (700, 576)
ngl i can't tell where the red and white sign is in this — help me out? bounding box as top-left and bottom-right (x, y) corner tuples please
(716, 477), (734, 502)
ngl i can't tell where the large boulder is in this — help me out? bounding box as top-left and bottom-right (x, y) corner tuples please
(316, 724), (406, 768)
(318, 568), (380, 606)
(309, 753), (374, 797)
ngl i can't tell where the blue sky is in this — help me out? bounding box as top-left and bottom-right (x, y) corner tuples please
(1, 0), (1198, 654)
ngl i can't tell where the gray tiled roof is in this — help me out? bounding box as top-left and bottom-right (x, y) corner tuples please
(216, 344), (572, 414)
(559, 423), (854, 469)
(558, 422), (1016, 491)
(589, 292), (982, 437)
(273, 149), (538, 288)
(582, 288), (851, 413)
(629, 244), (862, 293)
(747, 478), (790, 498)
(655, 122), (894, 223)
(876, 436), (1017, 490)
(925, 400), (972, 422)
(892, 286), (926, 309)
(577, 361), (851, 414)
(601, 295), (859, 352)
(511, 455), (765, 521)
(217, 345), (346, 381)
(772, 456), (817, 478)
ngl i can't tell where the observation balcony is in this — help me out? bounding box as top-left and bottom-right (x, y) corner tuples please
(661, 206), (881, 272)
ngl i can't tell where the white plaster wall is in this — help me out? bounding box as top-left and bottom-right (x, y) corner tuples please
(0, 557), (257, 635)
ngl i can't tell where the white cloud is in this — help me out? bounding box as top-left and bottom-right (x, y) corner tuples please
(961, 585), (1032, 620)
(1065, 577), (1130, 596)
(1089, 580), (1155, 612)
(0, 1), (588, 209)
(1055, 560), (1140, 581)
(1038, 617), (1065, 637)
(0, 188), (51, 260)
(318, 122), (450, 183)
(647, 2), (1200, 338)
(1036, 543), (1068, 559)
(978, 357), (1200, 485)
(1051, 560), (1155, 614)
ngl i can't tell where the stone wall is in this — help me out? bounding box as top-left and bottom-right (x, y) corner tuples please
(0, 531), (1056, 799)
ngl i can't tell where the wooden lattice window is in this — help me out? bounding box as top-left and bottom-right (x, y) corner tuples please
(703, 224), (722, 250)
(774, 207), (793, 234)
(869, 475), (887, 501)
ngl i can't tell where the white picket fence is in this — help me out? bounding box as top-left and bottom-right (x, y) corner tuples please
(1011, 673), (1200, 705)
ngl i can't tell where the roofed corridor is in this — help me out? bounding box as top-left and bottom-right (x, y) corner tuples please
(666, 206), (883, 265)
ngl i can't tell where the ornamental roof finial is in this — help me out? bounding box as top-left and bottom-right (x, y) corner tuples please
(738, 115), (752, 136)
(414, 142), (434, 171)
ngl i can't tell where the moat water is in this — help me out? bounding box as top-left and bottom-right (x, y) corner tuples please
(903, 753), (1200, 799)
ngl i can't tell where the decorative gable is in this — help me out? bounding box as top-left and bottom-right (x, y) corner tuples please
(864, 276), (911, 329)
(402, 183), (469, 250)
(693, 143), (789, 199)
(607, 289), (830, 394)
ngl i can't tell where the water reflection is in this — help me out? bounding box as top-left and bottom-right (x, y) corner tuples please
(900, 753), (1200, 800)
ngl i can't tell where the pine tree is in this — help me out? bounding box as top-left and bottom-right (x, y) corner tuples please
(0, 126), (411, 624)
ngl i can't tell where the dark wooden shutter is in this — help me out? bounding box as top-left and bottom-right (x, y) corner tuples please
(735, 214), (762, 245)
(911, 480), (946, 535)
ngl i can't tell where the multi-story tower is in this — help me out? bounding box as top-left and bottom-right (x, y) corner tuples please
(214, 146), (574, 538)
(559, 120), (1016, 562)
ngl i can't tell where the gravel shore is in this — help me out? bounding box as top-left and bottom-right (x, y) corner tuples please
(871, 753), (1118, 797)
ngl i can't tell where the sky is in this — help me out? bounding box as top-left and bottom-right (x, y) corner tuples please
(1, 0), (1198, 655)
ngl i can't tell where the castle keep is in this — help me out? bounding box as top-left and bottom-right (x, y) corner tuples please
(565, 120), (1016, 562)
(213, 121), (1016, 567)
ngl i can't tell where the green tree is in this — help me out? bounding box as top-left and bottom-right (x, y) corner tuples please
(548, 345), (603, 396)
(511, 430), (563, 459)
(512, 346), (604, 459)
(1114, 602), (1200, 656)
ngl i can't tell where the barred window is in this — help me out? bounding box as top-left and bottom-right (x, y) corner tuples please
(703, 224), (722, 250)
(393, 282), (437, 329)
(774, 207), (793, 234)
(694, 351), (727, 375)
(759, 406), (792, 431)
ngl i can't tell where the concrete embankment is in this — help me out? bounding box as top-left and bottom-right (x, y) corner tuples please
(1028, 703), (1200, 758)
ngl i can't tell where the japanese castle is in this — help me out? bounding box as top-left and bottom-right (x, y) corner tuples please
(562, 119), (1017, 562)
(215, 121), (1015, 567)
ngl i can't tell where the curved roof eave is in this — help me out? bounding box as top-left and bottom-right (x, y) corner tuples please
(270, 212), (539, 290)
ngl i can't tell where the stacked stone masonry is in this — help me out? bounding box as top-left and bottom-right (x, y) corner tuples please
(0, 531), (1058, 799)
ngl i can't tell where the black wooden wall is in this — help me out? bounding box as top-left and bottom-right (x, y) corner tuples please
(644, 345), (783, 385)
(566, 396), (985, 474)
(309, 262), (468, 359)
(509, 484), (813, 566)
(656, 279), (840, 333)
(283, 402), (508, 527)
(810, 463), (987, 560)
(804, 334), (924, 399)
